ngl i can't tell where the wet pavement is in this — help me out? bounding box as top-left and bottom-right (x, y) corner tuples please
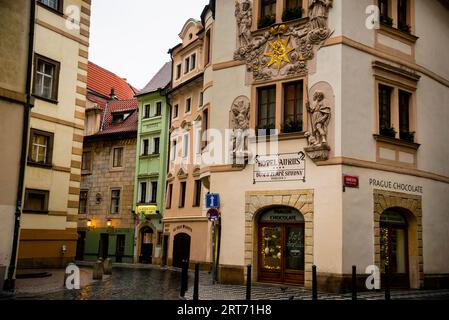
(14, 267), (183, 300)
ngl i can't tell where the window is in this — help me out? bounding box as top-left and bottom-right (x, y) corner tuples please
(184, 57), (190, 74)
(153, 137), (160, 155)
(33, 54), (60, 101)
(199, 92), (204, 108)
(110, 189), (121, 214)
(173, 104), (179, 119)
(151, 181), (158, 204)
(257, 86), (276, 131)
(202, 108), (209, 148)
(204, 29), (212, 66)
(155, 102), (162, 117)
(139, 182), (147, 203)
(185, 98), (191, 114)
(79, 190), (88, 214)
(399, 90), (412, 140)
(283, 81), (304, 133)
(112, 147), (123, 167)
(179, 181), (186, 208)
(378, 0), (390, 17)
(261, 0), (277, 17)
(378, 0), (411, 32)
(182, 134), (189, 158)
(82, 151), (92, 172)
(171, 140), (177, 161)
(144, 104), (151, 119)
(286, 0), (301, 9)
(39, 0), (62, 12)
(190, 53), (196, 71)
(397, 0), (409, 32)
(193, 180), (202, 207)
(28, 129), (54, 166)
(166, 184), (173, 209)
(24, 189), (49, 214)
(378, 84), (393, 134)
(142, 139), (149, 156)
(112, 113), (125, 124)
(176, 64), (182, 80)
(195, 127), (202, 155)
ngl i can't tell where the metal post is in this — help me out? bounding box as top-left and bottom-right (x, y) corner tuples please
(211, 220), (216, 284)
(246, 265), (252, 300)
(180, 260), (188, 298)
(352, 265), (357, 301)
(193, 263), (200, 301)
(312, 265), (318, 301)
(384, 265), (390, 301)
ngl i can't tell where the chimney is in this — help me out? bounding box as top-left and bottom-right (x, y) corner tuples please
(109, 88), (118, 100)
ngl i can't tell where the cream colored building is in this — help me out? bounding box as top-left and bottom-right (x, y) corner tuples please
(0, 0), (32, 289)
(18, 0), (91, 268)
(180, 0), (449, 292)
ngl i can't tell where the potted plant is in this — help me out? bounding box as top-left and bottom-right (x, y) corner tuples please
(398, 23), (411, 33)
(380, 125), (397, 138)
(400, 130), (415, 142)
(281, 119), (303, 134)
(258, 14), (276, 29)
(380, 15), (393, 27)
(282, 7), (303, 22)
(256, 123), (276, 136)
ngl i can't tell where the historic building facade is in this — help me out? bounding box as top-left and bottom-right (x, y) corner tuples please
(17, 0), (91, 269)
(189, 0), (449, 292)
(0, 0), (33, 289)
(133, 62), (172, 265)
(76, 63), (138, 263)
(164, 17), (212, 269)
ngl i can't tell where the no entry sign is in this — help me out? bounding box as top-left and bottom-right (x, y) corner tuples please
(207, 208), (220, 222)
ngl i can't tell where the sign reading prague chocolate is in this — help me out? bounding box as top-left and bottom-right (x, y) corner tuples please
(369, 178), (423, 194)
(254, 152), (306, 183)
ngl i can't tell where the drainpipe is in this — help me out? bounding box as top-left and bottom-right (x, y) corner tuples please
(4, 0), (36, 291)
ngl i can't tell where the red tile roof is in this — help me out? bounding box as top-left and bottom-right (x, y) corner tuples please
(95, 99), (138, 137)
(87, 62), (139, 100)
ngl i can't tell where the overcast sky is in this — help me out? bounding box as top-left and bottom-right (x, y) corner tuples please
(89, 0), (209, 90)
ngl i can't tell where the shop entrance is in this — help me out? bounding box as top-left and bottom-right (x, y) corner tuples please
(380, 209), (410, 288)
(258, 207), (305, 285)
(172, 233), (191, 268)
(139, 227), (153, 264)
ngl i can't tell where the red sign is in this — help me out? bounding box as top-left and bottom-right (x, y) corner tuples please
(207, 208), (220, 222)
(343, 175), (359, 188)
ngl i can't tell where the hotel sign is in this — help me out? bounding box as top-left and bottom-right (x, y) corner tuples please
(254, 152), (306, 184)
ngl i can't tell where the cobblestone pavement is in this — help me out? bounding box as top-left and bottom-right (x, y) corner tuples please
(184, 271), (449, 301)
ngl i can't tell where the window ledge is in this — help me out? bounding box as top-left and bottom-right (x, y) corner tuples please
(373, 134), (420, 150)
(23, 210), (49, 215)
(140, 153), (160, 159)
(32, 94), (58, 105)
(27, 161), (53, 169)
(378, 24), (419, 44)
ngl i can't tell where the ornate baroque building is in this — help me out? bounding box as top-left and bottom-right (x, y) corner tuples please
(165, 0), (449, 292)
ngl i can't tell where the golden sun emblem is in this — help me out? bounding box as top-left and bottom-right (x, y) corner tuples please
(264, 35), (294, 70)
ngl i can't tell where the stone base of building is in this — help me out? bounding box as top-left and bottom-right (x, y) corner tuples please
(423, 274), (449, 289)
(17, 256), (76, 269)
(218, 264), (245, 285)
(167, 258), (211, 272)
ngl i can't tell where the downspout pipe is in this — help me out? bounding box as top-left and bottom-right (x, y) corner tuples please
(5, 0), (36, 291)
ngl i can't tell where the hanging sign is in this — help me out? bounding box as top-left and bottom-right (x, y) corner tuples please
(254, 152), (306, 183)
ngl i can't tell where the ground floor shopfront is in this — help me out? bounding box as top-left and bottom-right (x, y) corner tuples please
(76, 228), (134, 264)
(133, 215), (164, 265)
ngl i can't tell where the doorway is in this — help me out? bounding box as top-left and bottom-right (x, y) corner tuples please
(172, 233), (191, 268)
(115, 235), (125, 263)
(258, 207), (305, 285)
(76, 231), (86, 261)
(380, 209), (410, 288)
(139, 227), (153, 264)
(99, 233), (109, 260)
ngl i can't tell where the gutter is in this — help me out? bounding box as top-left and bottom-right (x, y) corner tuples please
(5, 0), (36, 291)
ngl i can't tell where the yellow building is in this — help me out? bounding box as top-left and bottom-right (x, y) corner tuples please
(0, 0), (32, 290)
(18, 0), (91, 269)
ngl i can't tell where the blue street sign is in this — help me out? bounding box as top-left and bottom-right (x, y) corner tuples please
(206, 193), (220, 209)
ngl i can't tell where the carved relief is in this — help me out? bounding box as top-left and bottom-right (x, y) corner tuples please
(229, 96), (251, 164)
(234, 0), (333, 81)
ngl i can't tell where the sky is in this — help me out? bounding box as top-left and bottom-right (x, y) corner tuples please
(89, 0), (209, 90)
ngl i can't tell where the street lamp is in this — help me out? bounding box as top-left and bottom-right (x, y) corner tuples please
(87, 219), (93, 229)
(107, 219), (113, 228)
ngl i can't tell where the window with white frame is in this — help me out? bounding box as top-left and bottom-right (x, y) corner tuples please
(33, 54), (60, 101)
(171, 139), (177, 161)
(182, 134), (189, 158)
(110, 189), (121, 214)
(39, 0), (61, 12)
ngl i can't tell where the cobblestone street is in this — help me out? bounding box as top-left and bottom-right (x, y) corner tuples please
(6, 265), (449, 300)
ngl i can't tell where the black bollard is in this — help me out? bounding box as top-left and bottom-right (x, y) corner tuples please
(352, 265), (357, 301)
(246, 265), (252, 300)
(180, 260), (188, 298)
(193, 263), (200, 301)
(312, 265), (318, 301)
(385, 265), (391, 300)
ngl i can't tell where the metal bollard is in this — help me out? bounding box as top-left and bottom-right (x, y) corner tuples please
(352, 265), (357, 301)
(193, 263), (200, 301)
(93, 260), (104, 280)
(246, 265), (252, 300)
(312, 265), (318, 301)
(103, 258), (112, 275)
(180, 260), (189, 298)
(385, 265), (391, 300)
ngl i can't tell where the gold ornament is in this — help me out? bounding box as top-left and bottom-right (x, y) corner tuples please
(264, 35), (294, 70)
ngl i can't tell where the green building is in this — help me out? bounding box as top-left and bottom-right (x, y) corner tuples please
(133, 62), (172, 265)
